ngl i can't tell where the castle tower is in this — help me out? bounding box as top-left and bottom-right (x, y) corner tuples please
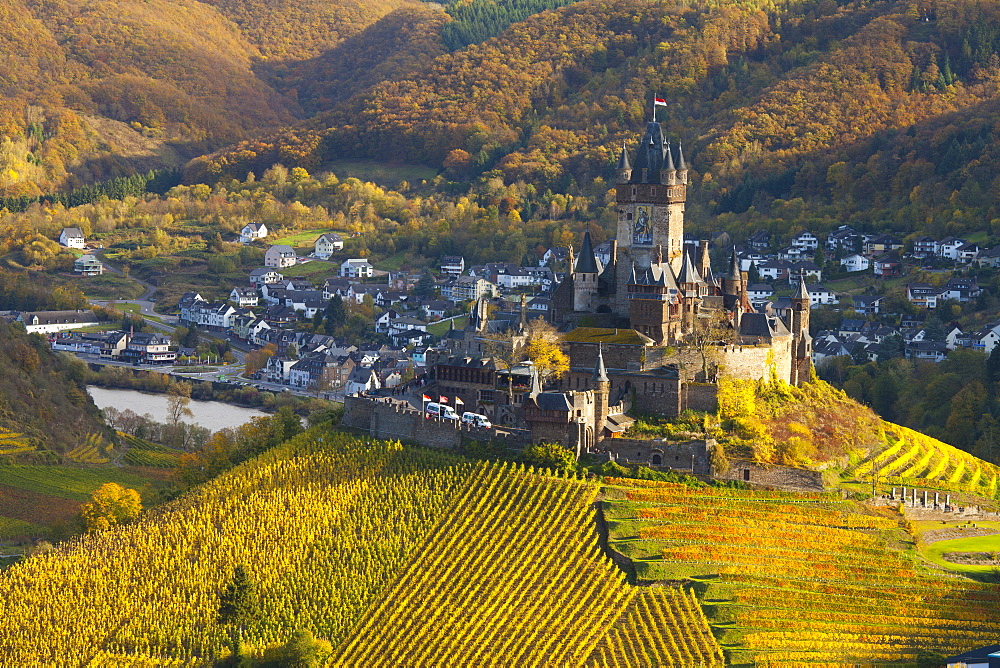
(592, 344), (610, 444)
(790, 276), (812, 386)
(573, 230), (600, 312)
(676, 250), (704, 335)
(612, 123), (688, 317)
(615, 142), (632, 184)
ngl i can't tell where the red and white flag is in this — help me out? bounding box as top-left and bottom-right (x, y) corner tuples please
(439, 396), (449, 404)
(422, 394), (431, 402)
(654, 97), (667, 106)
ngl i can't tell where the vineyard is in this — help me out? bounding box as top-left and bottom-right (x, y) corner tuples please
(0, 429), (730, 666)
(0, 428), (33, 457)
(66, 434), (110, 465)
(118, 433), (182, 468)
(603, 479), (1000, 665)
(847, 423), (1000, 498)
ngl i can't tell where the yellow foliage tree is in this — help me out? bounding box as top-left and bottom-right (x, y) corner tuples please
(525, 319), (568, 382)
(80, 483), (143, 532)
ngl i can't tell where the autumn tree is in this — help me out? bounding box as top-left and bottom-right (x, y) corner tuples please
(525, 319), (568, 382)
(166, 382), (193, 426)
(80, 483), (142, 532)
(245, 343), (277, 376)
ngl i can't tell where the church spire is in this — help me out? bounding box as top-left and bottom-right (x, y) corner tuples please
(728, 246), (741, 280)
(795, 274), (809, 300)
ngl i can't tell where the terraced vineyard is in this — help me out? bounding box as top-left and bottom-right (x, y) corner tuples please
(604, 479), (1000, 665)
(118, 433), (182, 468)
(66, 434), (110, 464)
(849, 424), (1000, 498)
(0, 429), (34, 457)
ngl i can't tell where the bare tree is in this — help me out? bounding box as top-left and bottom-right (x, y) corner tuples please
(483, 330), (527, 411)
(688, 311), (736, 382)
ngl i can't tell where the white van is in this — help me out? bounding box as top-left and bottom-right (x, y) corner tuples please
(425, 402), (459, 420)
(461, 412), (492, 429)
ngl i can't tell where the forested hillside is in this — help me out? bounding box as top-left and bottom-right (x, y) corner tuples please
(0, 322), (108, 457)
(191, 0), (1000, 246)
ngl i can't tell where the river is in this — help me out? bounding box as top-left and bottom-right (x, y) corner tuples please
(86, 386), (268, 432)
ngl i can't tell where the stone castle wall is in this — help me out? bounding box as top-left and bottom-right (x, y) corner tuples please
(343, 395), (525, 450)
(598, 438), (711, 474)
(715, 458), (825, 492)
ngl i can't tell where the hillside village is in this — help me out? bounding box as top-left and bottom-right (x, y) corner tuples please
(19, 169), (1000, 420)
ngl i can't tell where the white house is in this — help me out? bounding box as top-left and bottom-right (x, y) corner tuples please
(59, 227), (86, 249)
(747, 284), (773, 303)
(249, 267), (283, 286)
(264, 245), (298, 268)
(17, 310), (98, 334)
(938, 237), (967, 260)
(791, 231), (819, 251)
(840, 254), (870, 272)
(229, 287), (259, 307)
(341, 258), (374, 278)
(440, 256), (465, 276)
(314, 233), (343, 259)
(807, 284), (837, 306)
(240, 223), (268, 244)
(346, 366), (381, 395)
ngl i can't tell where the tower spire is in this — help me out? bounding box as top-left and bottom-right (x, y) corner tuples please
(593, 343), (609, 383)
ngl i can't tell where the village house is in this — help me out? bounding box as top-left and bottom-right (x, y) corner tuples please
(440, 256), (465, 276)
(442, 275), (496, 302)
(346, 365), (381, 395)
(120, 332), (176, 365)
(314, 233), (343, 259)
(938, 237), (967, 260)
(539, 247), (569, 267)
(939, 277), (981, 303)
(746, 230), (771, 251)
(790, 231), (819, 251)
(957, 241), (981, 263)
(264, 245), (298, 268)
(239, 223), (268, 244)
(229, 287), (259, 307)
(865, 234), (903, 256)
(747, 284), (773, 304)
(249, 267), (283, 286)
(907, 283), (940, 308)
(59, 227), (86, 249)
(912, 236), (938, 258)
(825, 225), (861, 252)
(873, 252), (902, 278)
(840, 254), (870, 272)
(806, 284), (836, 306)
(341, 258), (374, 278)
(977, 246), (1000, 269)
(16, 310), (98, 334)
(852, 295), (883, 315)
(74, 254), (103, 276)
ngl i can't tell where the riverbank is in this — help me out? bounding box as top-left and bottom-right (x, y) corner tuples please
(83, 364), (332, 416)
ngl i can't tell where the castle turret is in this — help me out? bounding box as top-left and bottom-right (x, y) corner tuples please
(592, 344), (610, 444)
(790, 276), (812, 386)
(661, 139), (676, 185)
(676, 141), (688, 185)
(616, 142), (632, 184)
(573, 231), (600, 312)
(697, 240), (711, 282)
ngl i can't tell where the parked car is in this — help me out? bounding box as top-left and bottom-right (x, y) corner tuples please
(461, 412), (492, 429)
(425, 402), (458, 420)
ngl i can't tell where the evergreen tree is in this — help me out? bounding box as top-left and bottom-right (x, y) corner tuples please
(325, 295), (346, 328)
(415, 271), (436, 297)
(218, 565), (256, 663)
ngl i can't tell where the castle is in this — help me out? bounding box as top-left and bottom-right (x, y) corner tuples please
(424, 120), (813, 454)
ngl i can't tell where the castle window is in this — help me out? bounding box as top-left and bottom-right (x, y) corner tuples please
(631, 187), (637, 198)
